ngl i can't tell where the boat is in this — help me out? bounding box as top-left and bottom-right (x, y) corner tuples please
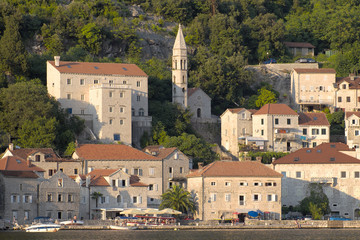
(25, 217), (61, 232)
(60, 220), (84, 226)
(109, 225), (138, 230)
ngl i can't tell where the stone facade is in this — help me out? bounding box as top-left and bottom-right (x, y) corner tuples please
(39, 171), (80, 220)
(47, 58), (152, 146)
(335, 75), (360, 112)
(284, 42), (315, 57)
(345, 112), (360, 148)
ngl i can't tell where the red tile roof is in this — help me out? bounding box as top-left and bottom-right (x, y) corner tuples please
(48, 61), (147, 77)
(336, 76), (360, 89)
(142, 146), (177, 159)
(273, 144), (358, 165)
(187, 161), (282, 178)
(227, 108), (244, 114)
(298, 112), (329, 126)
(284, 42), (315, 48)
(130, 175), (148, 187)
(253, 104), (298, 116)
(0, 170), (39, 178)
(88, 169), (118, 177)
(0, 156), (45, 172)
(293, 68), (336, 74)
(345, 112), (360, 119)
(315, 142), (353, 151)
(75, 144), (160, 161)
(9, 148), (60, 161)
(89, 175), (110, 186)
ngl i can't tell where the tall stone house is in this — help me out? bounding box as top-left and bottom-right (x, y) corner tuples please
(72, 144), (189, 208)
(47, 57), (151, 146)
(335, 74), (360, 112)
(187, 161), (282, 221)
(345, 112), (360, 149)
(273, 142), (360, 219)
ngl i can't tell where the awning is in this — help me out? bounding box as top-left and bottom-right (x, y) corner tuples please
(236, 209), (256, 213)
(246, 137), (268, 142)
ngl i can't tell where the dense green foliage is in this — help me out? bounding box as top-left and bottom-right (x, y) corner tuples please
(246, 151), (289, 164)
(298, 183), (330, 218)
(325, 110), (345, 136)
(160, 185), (196, 214)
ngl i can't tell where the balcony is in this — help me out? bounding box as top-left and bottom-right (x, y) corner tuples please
(311, 177), (334, 185)
(298, 99), (333, 105)
(90, 83), (130, 90)
(274, 129), (296, 141)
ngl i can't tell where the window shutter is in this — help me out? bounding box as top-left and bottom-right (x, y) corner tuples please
(259, 194), (262, 201)
(17, 196), (20, 203)
(131, 197), (133, 203)
(245, 182), (248, 186)
(155, 184), (158, 191)
(29, 195), (33, 203)
(125, 179), (128, 187)
(139, 196), (142, 204)
(118, 179), (121, 187)
(131, 168), (134, 175)
(139, 169), (143, 176)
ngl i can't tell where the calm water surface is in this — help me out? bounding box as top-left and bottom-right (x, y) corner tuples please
(2, 229), (360, 240)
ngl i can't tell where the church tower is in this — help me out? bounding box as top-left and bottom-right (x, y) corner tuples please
(172, 24), (188, 108)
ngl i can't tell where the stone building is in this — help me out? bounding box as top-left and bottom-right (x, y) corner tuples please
(47, 57), (151, 146)
(335, 74), (360, 112)
(81, 169), (148, 220)
(3, 145), (83, 179)
(187, 161), (282, 221)
(345, 112), (360, 149)
(284, 42), (315, 57)
(0, 156), (44, 225)
(72, 144), (189, 208)
(290, 68), (336, 112)
(220, 108), (257, 157)
(273, 142), (360, 219)
(39, 171), (80, 221)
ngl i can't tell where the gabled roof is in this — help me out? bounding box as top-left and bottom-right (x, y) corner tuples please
(187, 161), (282, 178)
(273, 143), (358, 165)
(0, 156), (44, 172)
(88, 169), (118, 177)
(75, 144), (160, 161)
(253, 104), (297, 116)
(220, 108), (257, 117)
(8, 148), (61, 161)
(316, 142), (353, 151)
(0, 170), (39, 178)
(298, 112), (329, 126)
(284, 42), (315, 48)
(48, 61), (147, 77)
(345, 112), (360, 119)
(173, 24), (186, 50)
(86, 168), (147, 187)
(336, 76), (360, 89)
(293, 68), (336, 74)
(143, 145), (178, 159)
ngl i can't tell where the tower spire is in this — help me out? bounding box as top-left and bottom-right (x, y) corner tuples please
(172, 24), (188, 108)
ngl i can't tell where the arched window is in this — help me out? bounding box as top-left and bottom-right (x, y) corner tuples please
(175, 60), (177, 69)
(182, 88), (185, 93)
(180, 60), (183, 70)
(139, 108), (144, 116)
(132, 108), (135, 116)
(117, 195), (121, 204)
(184, 60), (186, 69)
(197, 108), (201, 118)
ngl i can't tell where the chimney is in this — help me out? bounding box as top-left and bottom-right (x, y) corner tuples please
(9, 143), (13, 151)
(198, 162), (204, 169)
(54, 56), (60, 67)
(86, 175), (90, 187)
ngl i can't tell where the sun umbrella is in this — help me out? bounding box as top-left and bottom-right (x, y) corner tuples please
(120, 209), (145, 215)
(248, 211), (258, 218)
(144, 208), (161, 214)
(159, 208), (182, 215)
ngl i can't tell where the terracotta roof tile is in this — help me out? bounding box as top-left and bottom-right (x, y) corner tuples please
(273, 143), (358, 165)
(75, 144), (160, 161)
(336, 76), (360, 89)
(48, 61), (147, 77)
(0, 156), (45, 172)
(298, 112), (329, 126)
(284, 42), (315, 48)
(345, 112), (360, 119)
(9, 148), (60, 161)
(315, 142), (353, 151)
(130, 175), (148, 187)
(0, 170), (39, 178)
(142, 146), (177, 159)
(187, 161), (282, 178)
(89, 175), (110, 186)
(253, 104), (298, 116)
(293, 68), (336, 74)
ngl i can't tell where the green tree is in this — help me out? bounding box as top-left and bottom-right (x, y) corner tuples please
(91, 192), (103, 208)
(326, 110), (344, 136)
(299, 183), (330, 218)
(64, 141), (77, 157)
(255, 88), (278, 108)
(78, 22), (104, 55)
(160, 185), (196, 214)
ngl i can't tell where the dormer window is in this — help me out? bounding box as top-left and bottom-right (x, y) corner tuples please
(35, 155), (40, 162)
(342, 84), (347, 89)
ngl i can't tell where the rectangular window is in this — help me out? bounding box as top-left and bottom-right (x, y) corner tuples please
(94, 80), (99, 84)
(81, 95), (85, 101)
(281, 171), (286, 177)
(261, 119), (264, 125)
(225, 194), (231, 202)
(313, 142), (317, 147)
(275, 118), (279, 125)
(109, 92), (113, 98)
(58, 194), (62, 202)
(120, 92), (124, 98)
(120, 119), (124, 125)
(225, 181), (231, 186)
(133, 196), (137, 203)
(74, 169), (78, 174)
(137, 81), (141, 87)
(210, 182), (216, 186)
(338, 97), (342, 102)
(67, 94), (71, 99)
(355, 171), (360, 178)
(355, 130), (360, 136)
(342, 84), (347, 89)
(109, 106), (113, 112)
(239, 182), (247, 186)
(267, 195), (272, 202)
(58, 212), (62, 219)
(321, 129), (326, 135)
(101, 196), (106, 204)
(347, 96), (351, 102)
(137, 95), (141, 101)
(149, 168), (155, 176)
(287, 119), (291, 125)
(180, 167), (183, 173)
(341, 171), (347, 178)
(114, 134), (120, 141)
(261, 130), (264, 136)
(67, 79), (71, 85)
(47, 193), (52, 202)
(239, 195), (245, 205)
(296, 171), (301, 178)
(109, 80), (113, 85)
(68, 194), (73, 202)
(149, 184), (154, 191)
(303, 129), (307, 135)
(80, 79), (84, 85)
(210, 193), (216, 202)
(253, 194), (259, 201)
(109, 119), (113, 125)
(312, 129), (319, 135)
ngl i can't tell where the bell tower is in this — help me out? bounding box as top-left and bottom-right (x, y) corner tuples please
(172, 24), (187, 108)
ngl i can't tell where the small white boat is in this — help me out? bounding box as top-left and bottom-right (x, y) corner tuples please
(60, 220), (84, 226)
(25, 223), (61, 232)
(109, 225), (138, 230)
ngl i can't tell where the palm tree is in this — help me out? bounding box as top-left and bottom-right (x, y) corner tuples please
(160, 185), (196, 214)
(91, 192), (103, 208)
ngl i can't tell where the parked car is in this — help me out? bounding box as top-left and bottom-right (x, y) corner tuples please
(263, 58), (276, 64)
(295, 58), (316, 63)
(329, 216), (351, 221)
(302, 215), (312, 220)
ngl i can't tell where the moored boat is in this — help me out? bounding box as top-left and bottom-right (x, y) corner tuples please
(25, 223), (61, 232)
(109, 225), (138, 230)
